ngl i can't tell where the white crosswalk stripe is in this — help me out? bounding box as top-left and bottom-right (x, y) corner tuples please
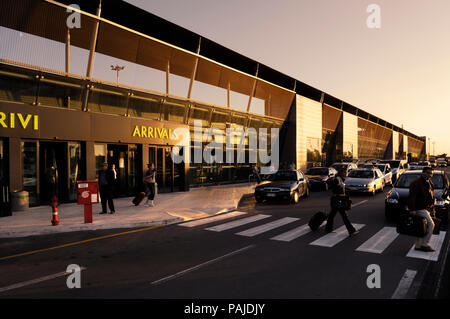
(205, 214), (271, 232)
(236, 217), (299, 237)
(179, 211), (247, 227)
(271, 223), (315, 242)
(309, 224), (365, 247)
(406, 231), (447, 261)
(356, 227), (399, 254)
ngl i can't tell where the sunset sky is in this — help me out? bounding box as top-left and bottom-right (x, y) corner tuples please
(127, 0), (450, 156)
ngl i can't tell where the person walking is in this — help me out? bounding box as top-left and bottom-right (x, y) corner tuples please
(144, 163), (157, 207)
(97, 162), (116, 214)
(324, 167), (358, 236)
(408, 166), (436, 252)
(251, 164), (262, 183)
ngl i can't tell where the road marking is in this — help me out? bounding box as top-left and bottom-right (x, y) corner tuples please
(150, 245), (255, 285)
(356, 227), (399, 254)
(406, 231), (446, 261)
(0, 267), (86, 293)
(271, 223), (313, 242)
(236, 217), (299, 237)
(205, 214), (271, 232)
(391, 269), (417, 299)
(309, 224), (365, 247)
(352, 200), (368, 208)
(0, 225), (163, 262)
(179, 211), (248, 227)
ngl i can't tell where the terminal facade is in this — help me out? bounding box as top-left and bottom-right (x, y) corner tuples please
(0, 0), (427, 206)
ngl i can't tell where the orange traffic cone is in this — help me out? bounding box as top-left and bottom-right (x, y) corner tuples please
(51, 195), (59, 226)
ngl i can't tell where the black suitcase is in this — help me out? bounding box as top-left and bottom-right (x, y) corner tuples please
(396, 214), (428, 237)
(132, 192), (146, 206)
(308, 211), (328, 231)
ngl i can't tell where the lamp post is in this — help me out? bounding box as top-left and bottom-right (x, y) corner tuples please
(111, 65), (125, 86)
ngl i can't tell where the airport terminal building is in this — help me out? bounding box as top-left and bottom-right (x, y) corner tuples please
(0, 0), (427, 206)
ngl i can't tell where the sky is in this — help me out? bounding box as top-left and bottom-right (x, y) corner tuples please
(125, 0), (450, 156)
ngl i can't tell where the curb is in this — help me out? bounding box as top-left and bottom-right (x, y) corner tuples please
(0, 217), (184, 239)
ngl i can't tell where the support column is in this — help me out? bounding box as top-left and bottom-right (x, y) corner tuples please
(86, 1), (102, 78)
(187, 38), (201, 100)
(246, 64), (259, 112)
(65, 28), (70, 74)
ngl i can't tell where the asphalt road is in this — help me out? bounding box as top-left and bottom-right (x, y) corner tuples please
(0, 168), (449, 300)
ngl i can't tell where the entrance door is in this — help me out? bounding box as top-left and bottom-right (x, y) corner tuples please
(107, 144), (128, 197)
(107, 144), (140, 197)
(40, 141), (68, 203)
(151, 146), (185, 193)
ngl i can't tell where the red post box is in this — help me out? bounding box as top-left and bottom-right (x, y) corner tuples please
(77, 180), (99, 223)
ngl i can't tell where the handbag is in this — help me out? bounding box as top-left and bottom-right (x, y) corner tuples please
(331, 195), (352, 210)
(396, 213), (428, 237)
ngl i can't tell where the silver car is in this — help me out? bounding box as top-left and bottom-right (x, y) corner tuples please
(374, 164), (393, 186)
(345, 168), (385, 196)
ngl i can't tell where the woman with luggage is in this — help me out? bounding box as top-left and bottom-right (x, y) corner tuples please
(143, 163), (157, 207)
(324, 167), (358, 236)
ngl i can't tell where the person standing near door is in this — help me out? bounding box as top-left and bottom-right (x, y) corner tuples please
(144, 163), (157, 207)
(97, 162), (116, 214)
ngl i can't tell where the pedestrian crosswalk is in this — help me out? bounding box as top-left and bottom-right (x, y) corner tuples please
(178, 212), (447, 261)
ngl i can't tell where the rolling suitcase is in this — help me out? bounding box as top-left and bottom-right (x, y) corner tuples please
(396, 213), (428, 237)
(132, 192), (146, 206)
(308, 211), (328, 231)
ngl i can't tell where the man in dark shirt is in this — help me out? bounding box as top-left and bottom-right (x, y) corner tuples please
(324, 168), (357, 236)
(408, 166), (435, 252)
(97, 162), (115, 214)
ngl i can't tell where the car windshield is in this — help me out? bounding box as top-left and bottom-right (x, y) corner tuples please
(306, 168), (328, 175)
(418, 162), (429, 166)
(380, 160), (400, 168)
(348, 170), (374, 179)
(359, 164), (374, 169)
(395, 174), (445, 189)
(269, 171), (297, 181)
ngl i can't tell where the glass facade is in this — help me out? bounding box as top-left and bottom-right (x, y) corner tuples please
(22, 141), (38, 206)
(358, 118), (391, 159)
(68, 142), (82, 201)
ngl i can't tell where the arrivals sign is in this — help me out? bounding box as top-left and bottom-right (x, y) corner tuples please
(132, 125), (178, 140)
(0, 112), (39, 130)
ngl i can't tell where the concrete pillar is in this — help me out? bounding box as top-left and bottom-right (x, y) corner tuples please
(85, 141), (96, 180)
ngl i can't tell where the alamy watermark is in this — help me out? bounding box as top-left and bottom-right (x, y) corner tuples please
(66, 4), (81, 29)
(366, 4), (381, 29)
(171, 121), (280, 174)
(366, 264), (381, 289)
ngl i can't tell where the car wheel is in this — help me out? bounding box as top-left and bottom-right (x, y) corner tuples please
(304, 186), (310, 198)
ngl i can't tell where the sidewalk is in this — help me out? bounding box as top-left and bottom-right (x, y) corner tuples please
(0, 183), (256, 239)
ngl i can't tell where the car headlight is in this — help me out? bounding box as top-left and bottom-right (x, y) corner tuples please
(387, 198), (399, 204)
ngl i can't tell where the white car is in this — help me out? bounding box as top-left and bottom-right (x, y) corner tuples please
(374, 164), (393, 186)
(345, 168), (385, 196)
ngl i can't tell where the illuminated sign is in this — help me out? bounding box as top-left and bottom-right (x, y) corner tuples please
(132, 125), (178, 140)
(0, 112), (39, 130)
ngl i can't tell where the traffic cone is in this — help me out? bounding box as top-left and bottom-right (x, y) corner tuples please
(51, 195), (59, 226)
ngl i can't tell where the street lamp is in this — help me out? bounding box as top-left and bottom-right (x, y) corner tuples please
(110, 65), (125, 86)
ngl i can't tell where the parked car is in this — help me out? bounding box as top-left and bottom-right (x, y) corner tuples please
(437, 160), (447, 167)
(408, 162), (420, 170)
(254, 170), (309, 204)
(305, 167), (337, 191)
(345, 168), (385, 196)
(331, 162), (358, 174)
(385, 170), (450, 223)
(374, 164), (393, 186)
(430, 159), (437, 168)
(365, 158), (381, 164)
(379, 160), (407, 183)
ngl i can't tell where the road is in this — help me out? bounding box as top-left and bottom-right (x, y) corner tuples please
(0, 168), (449, 301)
